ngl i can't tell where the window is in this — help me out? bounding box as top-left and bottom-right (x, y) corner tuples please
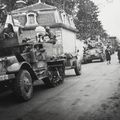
(63, 14), (66, 23)
(26, 12), (38, 26)
(61, 12), (66, 24)
(28, 14), (35, 24)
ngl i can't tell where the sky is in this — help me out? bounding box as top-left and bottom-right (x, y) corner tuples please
(92, 0), (120, 39)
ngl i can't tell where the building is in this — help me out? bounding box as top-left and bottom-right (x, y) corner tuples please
(108, 36), (118, 51)
(12, 0), (78, 55)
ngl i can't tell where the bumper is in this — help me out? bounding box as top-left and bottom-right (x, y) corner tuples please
(90, 55), (100, 60)
(83, 55), (101, 62)
(0, 74), (15, 82)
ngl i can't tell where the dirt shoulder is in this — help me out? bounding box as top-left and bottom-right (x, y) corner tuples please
(78, 81), (120, 120)
(97, 82), (120, 120)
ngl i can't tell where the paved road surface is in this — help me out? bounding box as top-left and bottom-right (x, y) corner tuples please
(0, 53), (120, 120)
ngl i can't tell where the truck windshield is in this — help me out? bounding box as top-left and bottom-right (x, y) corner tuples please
(0, 47), (13, 57)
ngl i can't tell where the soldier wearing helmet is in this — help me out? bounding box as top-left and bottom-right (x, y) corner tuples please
(45, 26), (56, 44)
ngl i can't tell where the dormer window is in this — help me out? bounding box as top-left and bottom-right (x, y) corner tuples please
(61, 12), (66, 24)
(63, 14), (66, 23)
(28, 14), (35, 24)
(69, 16), (75, 27)
(25, 12), (38, 26)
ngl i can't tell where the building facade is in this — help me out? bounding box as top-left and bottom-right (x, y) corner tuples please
(12, 1), (78, 55)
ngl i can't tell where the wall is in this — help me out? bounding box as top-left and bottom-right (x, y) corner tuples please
(19, 28), (63, 57)
(19, 27), (77, 56)
(20, 30), (36, 42)
(61, 28), (76, 53)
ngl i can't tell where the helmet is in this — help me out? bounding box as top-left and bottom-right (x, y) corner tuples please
(45, 26), (50, 30)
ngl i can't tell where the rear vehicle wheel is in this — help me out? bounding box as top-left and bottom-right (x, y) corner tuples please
(100, 58), (104, 62)
(87, 59), (92, 63)
(84, 59), (88, 64)
(43, 67), (64, 87)
(13, 69), (33, 101)
(74, 60), (81, 76)
(100, 54), (105, 62)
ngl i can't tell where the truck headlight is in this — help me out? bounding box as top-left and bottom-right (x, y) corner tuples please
(6, 56), (20, 72)
(6, 56), (18, 66)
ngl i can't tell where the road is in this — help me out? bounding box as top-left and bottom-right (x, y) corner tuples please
(1, 53), (120, 120)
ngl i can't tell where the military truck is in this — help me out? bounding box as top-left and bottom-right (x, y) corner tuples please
(82, 40), (105, 63)
(0, 6), (81, 101)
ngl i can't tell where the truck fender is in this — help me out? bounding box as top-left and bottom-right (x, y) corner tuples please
(7, 62), (38, 81)
(19, 62), (38, 81)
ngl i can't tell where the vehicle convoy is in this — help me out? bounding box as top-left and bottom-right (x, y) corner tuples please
(0, 6), (81, 101)
(82, 40), (105, 63)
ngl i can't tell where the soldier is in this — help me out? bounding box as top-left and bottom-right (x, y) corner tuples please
(45, 26), (56, 44)
(105, 45), (111, 64)
(3, 23), (15, 38)
(117, 45), (120, 63)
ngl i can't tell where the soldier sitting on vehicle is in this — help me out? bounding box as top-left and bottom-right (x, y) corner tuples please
(35, 45), (46, 61)
(45, 26), (57, 44)
(36, 33), (45, 43)
(30, 44), (47, 69)
(3, 23), (15, 39)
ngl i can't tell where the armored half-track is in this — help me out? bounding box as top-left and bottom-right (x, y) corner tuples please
(0, 6), (81, 101)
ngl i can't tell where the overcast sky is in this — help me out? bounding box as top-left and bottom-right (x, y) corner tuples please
(92, 0), (120, 39)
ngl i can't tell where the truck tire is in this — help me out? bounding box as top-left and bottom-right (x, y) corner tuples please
(58, 67), (65, 84)
(100, 58), (104, 62)
(100, 55), (105, 62)
(83, 59), (87, 64)
(87, 59), (92, 63)
(74, 61), (81, 76)
(13, 69), (33, 101)
(43, 67), (64, 87)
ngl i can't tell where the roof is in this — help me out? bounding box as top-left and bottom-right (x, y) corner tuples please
(23, 23), (78, 33)
(11, 1), (77, 32)
(37, 12), (56, 26)
(50, 23), (78, 33)
(12, 2), (56, 14)
(13, 11), (56, 26)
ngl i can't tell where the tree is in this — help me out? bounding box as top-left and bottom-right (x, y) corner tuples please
(27, 0), (37, 5)
(0, 0), (77, 14)
(41, 0), (77, 15)
(1, 0), (17, 11)
(75, 0), (106, 40)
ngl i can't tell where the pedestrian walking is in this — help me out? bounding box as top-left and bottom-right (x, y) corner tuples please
(117, 45), (120, 63)
(105, 45), (111, 64)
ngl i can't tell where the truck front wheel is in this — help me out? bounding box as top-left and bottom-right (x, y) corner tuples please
(13, 69), (33, 101)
